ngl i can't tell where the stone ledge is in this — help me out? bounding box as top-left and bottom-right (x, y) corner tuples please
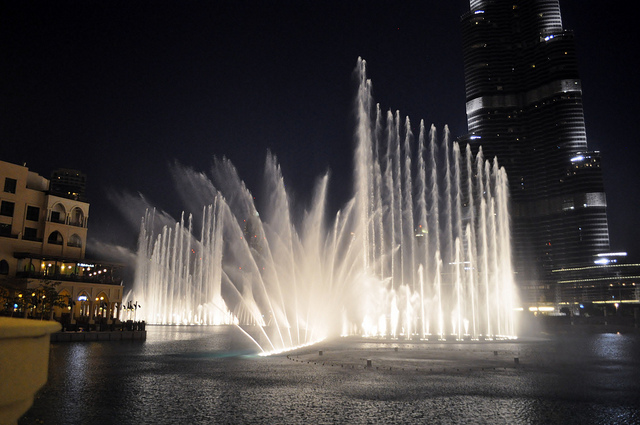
(50, 330), (146, 342)
(0, 317), (61, 340)
(0, 318), (60, 425)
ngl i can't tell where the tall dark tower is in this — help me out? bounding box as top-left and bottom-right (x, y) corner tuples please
(460, 0), (611, 305)
(50, 168), (87, 201)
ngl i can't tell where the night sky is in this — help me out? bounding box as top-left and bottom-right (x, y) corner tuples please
(2, 0), (638, 268)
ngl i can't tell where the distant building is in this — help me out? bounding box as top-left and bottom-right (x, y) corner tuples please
(459, 0), (622, 308)
(553, 252), (640, 313)
(0, 159), (123, 326)
(50, 168), (87, 201)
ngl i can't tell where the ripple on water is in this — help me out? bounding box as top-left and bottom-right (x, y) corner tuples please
(19, 329), (640, 424)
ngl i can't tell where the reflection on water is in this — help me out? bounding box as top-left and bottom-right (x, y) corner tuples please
(141, 325), (260, 355)
(19, 328), (640, 425)
(590, 333), (634, 360)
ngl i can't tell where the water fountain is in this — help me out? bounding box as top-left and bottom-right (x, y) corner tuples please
(129, 58), (518, 353)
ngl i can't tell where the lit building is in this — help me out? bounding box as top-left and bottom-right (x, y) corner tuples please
(553, 252), (640, 313)
(0, 159), (123, 326)
(459, 1), (619, 307)
(49, 168), (87, 201)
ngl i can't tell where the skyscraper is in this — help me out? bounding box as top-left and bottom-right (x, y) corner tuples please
(50, 168), (87, 201)
(459, 0), (611, 305)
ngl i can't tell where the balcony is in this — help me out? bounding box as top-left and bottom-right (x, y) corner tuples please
(15, 271), (122, 286)
(22, 234), (43, 243)
(47, 217), (87, 228)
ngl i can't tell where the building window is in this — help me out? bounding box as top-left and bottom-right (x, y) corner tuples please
(26, 206), (40, 221)
(3, 178), (17, 194)
(23, 227), (38, 241)
(0, 201), (15, 217)
(50, 211), (64, 223)
(70, 207), (84, 227)
(0, 223), (10, 237)
(48, 231), (63, 245)
(0, 259), (8, 275)
(68, 234), (82, 248)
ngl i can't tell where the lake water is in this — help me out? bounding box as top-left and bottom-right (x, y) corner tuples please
(19, 327), (640, 424)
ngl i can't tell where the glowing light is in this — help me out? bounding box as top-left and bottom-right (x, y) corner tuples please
(570, 155), (584, 162)
(529, 306), (554, 312)
(597, 252), (627, 257)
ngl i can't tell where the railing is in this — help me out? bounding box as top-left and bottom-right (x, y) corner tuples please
(16, 271), (122, 286)
(47, 216), (88, 228)
(22, 235), (44, 243)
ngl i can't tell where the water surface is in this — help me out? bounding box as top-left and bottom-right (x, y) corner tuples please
(20, 328), (640, 424)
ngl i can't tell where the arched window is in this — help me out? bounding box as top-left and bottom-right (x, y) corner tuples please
(0, 259), (8, 275)
(95, 292), (110, 318)
(48, 231), (63, 245)
(57, 290), (73, 315)
(50, 203), (66, 224)
(96, 292), (109, 304)
(68, 234), (82, 248)
(70, 207), (85, 227)
(77, 292), (90, 317)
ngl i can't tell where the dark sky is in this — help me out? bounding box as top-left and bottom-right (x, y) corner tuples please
(2, 0), (638, 263)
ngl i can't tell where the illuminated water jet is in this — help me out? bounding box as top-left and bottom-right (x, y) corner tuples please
(128, 58), (518, 352)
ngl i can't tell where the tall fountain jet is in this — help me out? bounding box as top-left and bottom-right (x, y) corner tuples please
(131, 58), (518, 353)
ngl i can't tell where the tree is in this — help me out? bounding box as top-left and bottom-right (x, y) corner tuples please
(0, 285), (9, 315)
(32, 281), (65, 320)
(0, 276), (28, 316)
(12, 280), (65, 320)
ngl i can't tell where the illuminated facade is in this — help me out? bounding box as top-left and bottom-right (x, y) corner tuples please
(459, 1), (613, 306)
(553, 254), (640, 304)
(0, 159), (123, 324)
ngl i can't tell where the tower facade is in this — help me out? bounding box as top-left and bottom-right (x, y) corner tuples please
(50, 168), (87, 201)
(460, 0), (611, 304)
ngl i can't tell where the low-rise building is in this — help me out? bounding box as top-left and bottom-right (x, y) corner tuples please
(0, 159), (123, 326)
